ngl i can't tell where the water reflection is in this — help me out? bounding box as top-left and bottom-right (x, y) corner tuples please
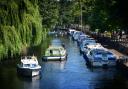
(41, 61), (66, 73)
(18, 76), (40, 89)
(51, 38), (62, 46)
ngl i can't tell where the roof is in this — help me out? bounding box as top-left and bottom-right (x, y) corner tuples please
(47, 46), (64, 50)
(21, 56), (38, 64)
(87, 43), (103, 48)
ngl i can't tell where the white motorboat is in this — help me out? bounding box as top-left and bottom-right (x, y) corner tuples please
(42, 46), (67, 61)
(77, 34), (90, 43)
(80, 39), (96, 53)
(83, 43), (104, 54)
(73, 31), (83, 41)
(17, 56), (41, 77)
(68, 29), (76, 36)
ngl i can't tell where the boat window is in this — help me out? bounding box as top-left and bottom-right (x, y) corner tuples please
(24, 64), (30, 67)
(90, 51), (93, 56)
(106, 52), (113, 55)
(27, 56), (31, 59)
(95, 52), (102, 55)
(84, 46), (87, 49)
(84, 43), (89, 46)
(50, 50), (53, 54)
(53, 50), (60, 55)
(31, 64), (36, 67)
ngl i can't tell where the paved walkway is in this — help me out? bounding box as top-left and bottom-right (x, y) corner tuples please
(109, 49), (124, 59)
(109, 49), (128, 67)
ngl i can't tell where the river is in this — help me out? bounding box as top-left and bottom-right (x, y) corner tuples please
(0, 35), (128, 89)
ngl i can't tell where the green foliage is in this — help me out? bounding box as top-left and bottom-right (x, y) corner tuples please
(39, 0), (59, 29)
(85, 0), (118, 32)
(57, 0), (124, 32)
(0, 0), (43, 59)
(58, 0), (77, 25)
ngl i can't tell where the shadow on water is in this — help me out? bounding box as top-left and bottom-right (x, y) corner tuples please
(17, 75), (40, 82)
(17, 76), (40, 89)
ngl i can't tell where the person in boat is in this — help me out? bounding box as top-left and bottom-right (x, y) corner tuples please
(32, 54), (37, 61)
(50, 50), (53, 56)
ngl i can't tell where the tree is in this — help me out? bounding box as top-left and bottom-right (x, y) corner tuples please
(0, 0), (43, 59)
(39, 0), (59, 29)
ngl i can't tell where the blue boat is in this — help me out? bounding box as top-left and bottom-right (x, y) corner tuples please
(86, 49), (117, 67)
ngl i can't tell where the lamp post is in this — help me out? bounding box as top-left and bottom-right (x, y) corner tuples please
(80, 0), (83, 32)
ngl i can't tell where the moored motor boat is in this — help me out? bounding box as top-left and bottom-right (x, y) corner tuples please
(17, 56), (41, 77)
(83, 43), (104, 54)
(86, 49), (117, 67)
(80, 39), (96, 54)
(42, 46), (67, 61)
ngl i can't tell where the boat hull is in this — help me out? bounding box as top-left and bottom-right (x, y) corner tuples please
(89, 60), (116, 67)
(17, 66), (41, 77)
(42, 55), (67, 61)
(84, 55), (116, 67)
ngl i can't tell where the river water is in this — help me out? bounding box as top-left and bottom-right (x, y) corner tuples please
(0, 35), (128, 89)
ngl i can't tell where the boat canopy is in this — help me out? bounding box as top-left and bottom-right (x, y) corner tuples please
(45, 46), (65, 56)
(21, 56), (38, 65)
